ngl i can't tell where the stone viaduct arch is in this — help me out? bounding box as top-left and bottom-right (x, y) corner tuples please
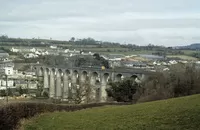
(34, 65), (154, 103)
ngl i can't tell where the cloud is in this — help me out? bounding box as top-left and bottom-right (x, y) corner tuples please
(0, 0), (200, 46)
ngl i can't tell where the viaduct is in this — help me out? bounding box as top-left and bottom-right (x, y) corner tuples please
(34, 65), (155, 103)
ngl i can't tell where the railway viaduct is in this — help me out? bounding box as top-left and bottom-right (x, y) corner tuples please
(34, 65), (155, 102)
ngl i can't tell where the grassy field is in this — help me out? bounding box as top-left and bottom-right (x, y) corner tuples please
(21, 94), (200, 130)
(182, 50), (198, 55)
(167, 55), (198, 60)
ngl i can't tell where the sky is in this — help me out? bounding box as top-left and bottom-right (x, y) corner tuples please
(0, 0), (200, 46)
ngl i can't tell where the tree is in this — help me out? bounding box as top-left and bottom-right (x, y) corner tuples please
(18, 86), (24, 95)
(0, 90), (6, 97)
(70, 82), (92, 104)
(93, 53), (109, 68)
(74, 58), (86, 67)
(70, 37), (75, 42)
(93, 53), (101, 60)
(106, 78), (140, 102)
(7, 88), (13, 96)
(138, 63), (200, 102)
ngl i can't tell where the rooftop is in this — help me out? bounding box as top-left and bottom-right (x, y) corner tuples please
(0, 50), (9, 57)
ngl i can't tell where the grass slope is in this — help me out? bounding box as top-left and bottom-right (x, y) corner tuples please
(22, 94), (200, 130)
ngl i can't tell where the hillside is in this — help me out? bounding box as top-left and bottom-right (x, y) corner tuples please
(22, 94), (200, 130)
(176, 43), (200, 50)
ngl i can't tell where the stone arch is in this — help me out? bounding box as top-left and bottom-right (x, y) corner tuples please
(63, 69), (70, 81)
(103, 73), (109, 82)
(80, 71), (88, 82)
(73, 70), (78, 77)
(52, 68), (56, 73)
(82, 71), (88, 76)
(90, 72), (99, 86)
(65, 69), (70, 75)
(115, 73), (123, 82)
(131, 75), (138, 80)
(45, 68), (50, 75)
(57, 69), (64, 86)
(57, 69), (63, 75)
(92, 72), (98, 77)
(72, 70), (79, 83)
(55, 69), (63, 99)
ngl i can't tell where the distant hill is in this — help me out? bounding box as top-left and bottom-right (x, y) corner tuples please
(175, 43), (200, 50)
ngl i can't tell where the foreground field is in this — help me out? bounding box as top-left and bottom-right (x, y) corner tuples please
(22, 94), (200, 130)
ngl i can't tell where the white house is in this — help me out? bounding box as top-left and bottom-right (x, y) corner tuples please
(4, 67), (14, 75)
(180, 60), (188, 64)
(10, 47), (20, 53)
(0, 80), (14, 87)
(24, 53), (39, 58)
(35, 51), (41, 55)
(89, 52), (93, 55)
(65, 49), (69, 53)
(30, 48), (36, 53)
(169, 60), (178, 65)
(15, 80), (37, 89)
(0, 79), (14, 90)
(163, 68), (170, 71)
(41, 51), (49, 56)
(50, 46), (57, 49)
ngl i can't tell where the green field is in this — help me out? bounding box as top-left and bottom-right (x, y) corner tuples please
(182, 50), (199, 55)
(21, 94), (200, 130)
(167, 55), (198, 60)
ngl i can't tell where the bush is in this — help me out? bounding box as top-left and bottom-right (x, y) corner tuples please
(0, 90), (6, 97)
(106, 78), (140, 102)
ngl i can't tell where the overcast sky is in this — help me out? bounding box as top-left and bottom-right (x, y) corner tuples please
(1, 0), (200, 46)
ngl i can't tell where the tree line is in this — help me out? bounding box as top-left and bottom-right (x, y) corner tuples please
(107, 63), (200, 103)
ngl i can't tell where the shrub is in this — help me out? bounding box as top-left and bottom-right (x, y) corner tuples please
(106, 78), (140, 102)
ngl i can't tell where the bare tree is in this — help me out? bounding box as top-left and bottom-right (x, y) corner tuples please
(70, 81), (92, 104)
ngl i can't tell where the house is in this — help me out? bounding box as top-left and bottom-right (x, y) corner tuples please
(81, 52), (94, 56)
(4, 67), (14, 75)
(35, 51), (41, 55)
(30, 48), (36, 53)
(103, 54), (125, 61)
(169, 60), (178, 65)
(163, 68), (170, 71)
(0, 51), (14, 75)
(15, 80), (37, 89)
(65, 49), (69, 53)
(24, 69), (36, 76)
(50, 45), (57, 49)
(109, 61), (122, 68)
(0, 79), (14, 87)
(10, 47), (20, 53)
(24, 53), (39, 58)
(41, 51), (49, 55)
(122, 61), (147, 68)
(0, 50), (9, 58)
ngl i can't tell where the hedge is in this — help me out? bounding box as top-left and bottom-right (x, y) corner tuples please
(0, 102), (131, 130)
